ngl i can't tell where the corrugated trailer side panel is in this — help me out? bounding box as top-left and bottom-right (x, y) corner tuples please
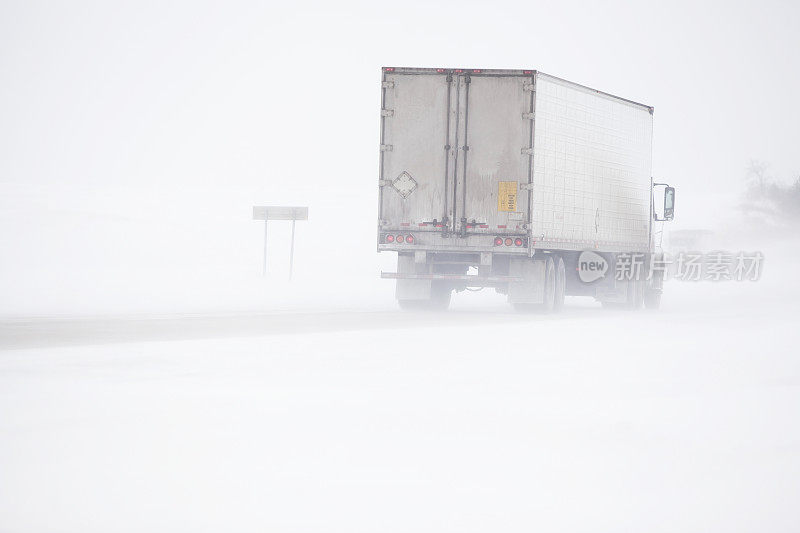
(531, 73), (653, 252)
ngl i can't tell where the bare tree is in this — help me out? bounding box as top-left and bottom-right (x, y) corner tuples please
(740, 161), (800, 232)
(746, 160), (770, 194)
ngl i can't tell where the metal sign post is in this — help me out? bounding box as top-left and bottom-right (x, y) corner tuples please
(262, 219), (268, 275)
(289, 219), (296, 280)
(252, 206), (308, 279)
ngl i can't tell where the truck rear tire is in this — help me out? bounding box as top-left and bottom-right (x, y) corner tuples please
(541, 256), (556, 313)
(428, 281), (452, 311)
(601, 279), (644, 310)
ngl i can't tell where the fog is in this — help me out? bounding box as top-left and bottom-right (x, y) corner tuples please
(1, 1), (799, 531)
(2, 0), (799, 314)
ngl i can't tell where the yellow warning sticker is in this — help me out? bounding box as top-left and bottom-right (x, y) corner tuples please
(497, 181), (518, 212)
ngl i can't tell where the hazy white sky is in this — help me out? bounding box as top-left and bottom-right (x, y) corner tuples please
(2, 0), (798, 191)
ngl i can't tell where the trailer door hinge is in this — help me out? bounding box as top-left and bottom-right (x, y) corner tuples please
(380, 144), (393, 152)
(381, 81), (395, 89)
(521, 148), (534, 155)
(519, 183), (534, 191)
(381, 109), (394, 117)
(523, 83), (535, 91)
(522, 112), (535, 119)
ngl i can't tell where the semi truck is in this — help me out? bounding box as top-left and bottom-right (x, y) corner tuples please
(377, 67), (675, 311)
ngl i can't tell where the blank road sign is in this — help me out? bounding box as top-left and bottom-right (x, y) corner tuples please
(253, 205), (309, 279)
(253, 206), (309, 221)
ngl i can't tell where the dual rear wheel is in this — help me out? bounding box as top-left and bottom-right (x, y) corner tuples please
(601, 277), (653, 310)
(514, 255), (566, 314)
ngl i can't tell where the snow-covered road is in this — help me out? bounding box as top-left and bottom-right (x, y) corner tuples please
(1, 283), (799, 532)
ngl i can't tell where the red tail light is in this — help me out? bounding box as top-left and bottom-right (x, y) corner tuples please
(515, 238), (523, 246)
(385, 234), (394, 243)
(504, 238), (513, 246)
(494, 236), (503, 246)
(405, 234), (414, 244)
(396, 235), (404, 243)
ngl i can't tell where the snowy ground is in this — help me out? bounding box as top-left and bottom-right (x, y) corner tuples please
(1, 278), (799, 533)
(3, 1), (799, 530)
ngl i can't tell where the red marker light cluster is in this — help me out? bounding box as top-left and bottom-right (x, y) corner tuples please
(383, 234), (415, 244)
(494, 236), (526, 247)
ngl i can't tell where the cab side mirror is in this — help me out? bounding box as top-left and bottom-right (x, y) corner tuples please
(664, 187), (675, 221)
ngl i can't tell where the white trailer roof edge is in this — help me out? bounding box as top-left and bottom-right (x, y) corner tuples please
(382, 67), (654, 114)
(536, 72), (654, 114)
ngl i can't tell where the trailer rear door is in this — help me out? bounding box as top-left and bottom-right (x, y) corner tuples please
(454, 73), (534, 235)
(379, 71), (454, 231)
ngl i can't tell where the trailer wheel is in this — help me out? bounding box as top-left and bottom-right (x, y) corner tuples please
(541, 256), (556, 313)
(553, 256), (566, 312)
(428, 281), (452, 311)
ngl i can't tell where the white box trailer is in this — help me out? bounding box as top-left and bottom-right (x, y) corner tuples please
(377, 67), (675, 311)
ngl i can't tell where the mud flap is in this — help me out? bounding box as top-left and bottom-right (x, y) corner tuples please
(395, 253), (432, 301)
(507, 258), (546, 304)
